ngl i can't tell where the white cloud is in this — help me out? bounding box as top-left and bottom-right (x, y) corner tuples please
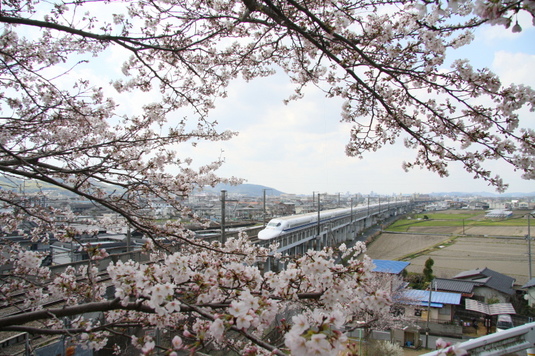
(492, 51), (535, 86)
(178, 44), (535, 194)
(478, 12), (534, 43)
(67, 12), (535, 196)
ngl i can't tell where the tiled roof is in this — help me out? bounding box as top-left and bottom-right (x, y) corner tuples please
(372, 259), (410, 274)
(454, 268), (484, 279)
(433, 278), (481, 294)
(453, 267), (515, 295)
(521, 278), (535, 289)
(399, 289), (462, 307)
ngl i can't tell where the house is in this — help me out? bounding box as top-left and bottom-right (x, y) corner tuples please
(270, 201), (295, 217)
(518, 201), (530, 209)
(452, 267), (515, 303)
(470, 201), (490, 210)
(372, 259), (410, 275)
(397, 289), (462, 324)
(371, 260), (410, 295)
(484, 209), (513, 219)
(433, 277), (485, 298)
(521, 278), (535, 307)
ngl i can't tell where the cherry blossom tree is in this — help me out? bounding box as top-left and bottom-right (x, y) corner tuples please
(0, 0), (534, 354)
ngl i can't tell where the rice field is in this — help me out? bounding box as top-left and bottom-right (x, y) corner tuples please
(365, 210), (532, 285)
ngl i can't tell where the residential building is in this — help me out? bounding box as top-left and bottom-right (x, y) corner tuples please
(521, 278), (535, 307)
(452, 267), (516, 303)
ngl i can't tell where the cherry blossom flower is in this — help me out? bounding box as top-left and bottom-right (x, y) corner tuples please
(0, 0), (533, 354)
(171, 335), (183, 350)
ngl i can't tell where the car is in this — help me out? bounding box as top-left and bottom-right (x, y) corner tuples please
(496, 314), (514, 332)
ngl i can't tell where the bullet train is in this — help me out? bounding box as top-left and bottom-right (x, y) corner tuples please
(258, 206), (358, 240)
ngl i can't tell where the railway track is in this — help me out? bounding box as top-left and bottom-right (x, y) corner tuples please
(0, 269), (115, 355)
(0, 270), (113, 318)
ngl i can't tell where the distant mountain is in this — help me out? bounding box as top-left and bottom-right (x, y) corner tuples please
(0, 176), (115, 197)
(1, 175), (285, 198)
(0, 176), (75, 195)
(3, 175), (531, 198)
(201, 183), (285, 197)
(429, 191), (535, 198)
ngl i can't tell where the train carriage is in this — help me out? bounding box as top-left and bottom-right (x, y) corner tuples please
(258, 206), (360, 240)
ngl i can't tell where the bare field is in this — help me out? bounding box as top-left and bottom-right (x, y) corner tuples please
(365, 233), (451, 261)
(407, 225), (529, 237)
(365, 229), (531, 286)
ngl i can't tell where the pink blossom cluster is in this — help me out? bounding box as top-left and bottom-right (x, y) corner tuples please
(284, 310), (348, 356)
(436, 338), (468, 355)
(0, 0), (533, 353)
(103, 238), (392, 354)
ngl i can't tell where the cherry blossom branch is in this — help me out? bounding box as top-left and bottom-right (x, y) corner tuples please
(0, 299), (154, 330)
(187, 303), (286, 356)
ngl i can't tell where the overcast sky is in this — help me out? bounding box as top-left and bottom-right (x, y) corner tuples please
(172, 15), (534, 196)
(84, 10), (535, 197)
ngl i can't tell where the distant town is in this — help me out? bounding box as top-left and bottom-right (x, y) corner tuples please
(4, 181), (534, 224)
(2, 178), (533, 267)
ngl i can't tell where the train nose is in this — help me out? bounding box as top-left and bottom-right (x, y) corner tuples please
(258, 229), (278, 240)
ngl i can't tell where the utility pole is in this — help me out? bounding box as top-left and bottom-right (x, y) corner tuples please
(221, 190), (227, 244)
(528, 212), (532, 280)
(351, 197), (354, 222)
(263, 189), (267, 227)
(126, 225), (131, 253)
(262, 189), (272, 227)
(378, 196), (381, 211)
(317, 193), (321, 237)
(425, 280), (435, 349)
(351, 197), (355, 236)
(221, 190), (238, 244)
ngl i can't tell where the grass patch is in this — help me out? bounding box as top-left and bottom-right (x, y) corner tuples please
(386, 214), (530, 232)
(469, 217), (531, 226)
(387, 220), (430, 232)
(411, 212), (482, 220)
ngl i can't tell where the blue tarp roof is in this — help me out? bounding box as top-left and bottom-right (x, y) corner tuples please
(400, 289), (462, 306)
(372, 259), (410, 274)
(420, 302), (444, 308)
